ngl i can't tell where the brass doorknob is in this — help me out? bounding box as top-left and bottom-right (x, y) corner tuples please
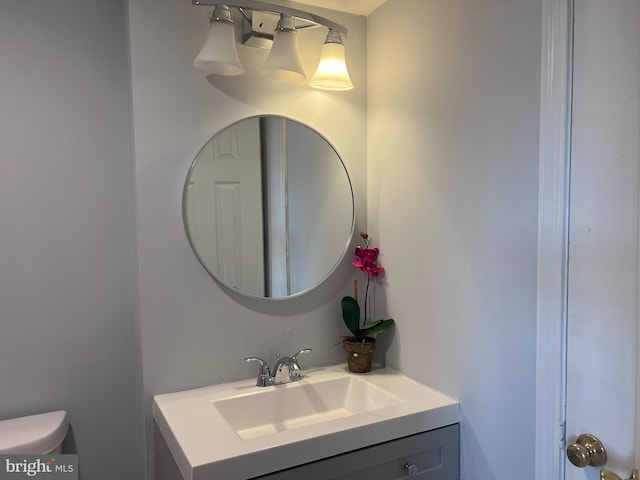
(567, 434), (607, 467)
(601, 468), (639, 480)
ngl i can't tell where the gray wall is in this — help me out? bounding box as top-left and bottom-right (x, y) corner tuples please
(368, 1), (541, 478)
(127, 0), (367, 474)
(0, 1), (144, 479)
(0, 0), (546, 478)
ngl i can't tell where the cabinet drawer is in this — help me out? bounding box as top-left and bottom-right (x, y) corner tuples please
(253, 424), (459, 480)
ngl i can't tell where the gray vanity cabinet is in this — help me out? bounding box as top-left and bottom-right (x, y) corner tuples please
(252, 424), (459, 480)
(155, 422), (459, 480)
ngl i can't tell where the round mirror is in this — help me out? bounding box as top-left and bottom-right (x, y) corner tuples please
(183, 116), (355, 299)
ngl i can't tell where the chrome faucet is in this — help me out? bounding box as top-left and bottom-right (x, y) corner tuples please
(245, 349), (312, 387)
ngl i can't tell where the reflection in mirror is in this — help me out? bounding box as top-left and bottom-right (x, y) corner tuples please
(183, 116), (355, 299)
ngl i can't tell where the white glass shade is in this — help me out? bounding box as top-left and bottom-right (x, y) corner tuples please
(193, 17), (244, 76)
(310, 42), (354, 91)
(260, 28), (306, 82)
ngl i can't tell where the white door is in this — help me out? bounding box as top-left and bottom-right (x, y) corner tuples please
(186, 118), (265, 296)
(565, 1), (640, 479)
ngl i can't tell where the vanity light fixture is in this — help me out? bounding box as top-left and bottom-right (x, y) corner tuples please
(260, 14), (306, 82)
(193, 4), (245, 76)
(192, 0), (353, 90)
(309, 29), (353, 91)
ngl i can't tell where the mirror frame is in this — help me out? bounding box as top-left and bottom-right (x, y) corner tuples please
(182, 115), (356, 300)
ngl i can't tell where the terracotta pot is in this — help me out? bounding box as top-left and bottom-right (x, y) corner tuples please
(342, 337), (376, 373)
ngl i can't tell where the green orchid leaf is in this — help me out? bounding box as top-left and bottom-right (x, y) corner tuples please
(341, 296), (360, 337)
(359, 318), (394, 336)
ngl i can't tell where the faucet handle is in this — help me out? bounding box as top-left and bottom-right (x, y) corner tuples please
(244, 357), (271, 387)
(289, 349), (312, 381)
(292, 348), (312, 363)
(244, 357), (270, 374)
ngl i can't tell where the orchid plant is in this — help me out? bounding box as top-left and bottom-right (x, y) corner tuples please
(341, 233), (394, 342)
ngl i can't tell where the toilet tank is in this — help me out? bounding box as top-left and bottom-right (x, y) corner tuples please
(0, 411), (68, 454)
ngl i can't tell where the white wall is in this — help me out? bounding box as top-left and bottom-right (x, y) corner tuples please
(0, 1), (144, 479)
(368, 1), (542, 478)
(127, 0), (367, 472)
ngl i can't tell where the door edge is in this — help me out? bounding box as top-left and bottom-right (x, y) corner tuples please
(536, 0), (573, 478)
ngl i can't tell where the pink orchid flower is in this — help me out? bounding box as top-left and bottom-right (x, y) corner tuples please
(352, 246), (385, 277)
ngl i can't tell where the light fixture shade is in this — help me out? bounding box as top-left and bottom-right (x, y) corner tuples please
(193, 7), (245, 76)
(310, 31), (353, 91)
(260, 16), (306, 82)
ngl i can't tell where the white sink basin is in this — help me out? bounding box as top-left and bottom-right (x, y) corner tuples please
(213, 375), (402, 440)
(153, 364), (459, 480)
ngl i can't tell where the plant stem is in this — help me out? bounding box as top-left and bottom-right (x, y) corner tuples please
(364, 274), (370, 326)
(362, 234), (370, 328)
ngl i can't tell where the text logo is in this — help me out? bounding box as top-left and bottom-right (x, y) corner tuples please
(0, 456), (77, 479)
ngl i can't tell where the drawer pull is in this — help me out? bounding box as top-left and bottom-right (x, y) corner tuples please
(405, 463), (418, 476)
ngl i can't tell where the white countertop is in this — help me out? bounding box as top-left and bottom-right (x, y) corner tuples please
(153, 364), (459, 480)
